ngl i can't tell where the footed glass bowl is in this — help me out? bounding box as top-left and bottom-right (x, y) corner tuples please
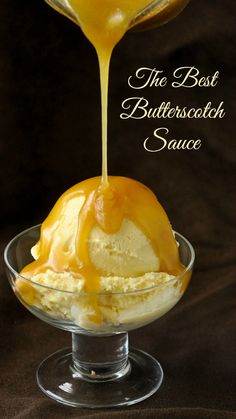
(4, 225), (194, 408)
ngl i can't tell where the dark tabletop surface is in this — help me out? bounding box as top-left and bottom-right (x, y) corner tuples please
(0, 0), (236, 417)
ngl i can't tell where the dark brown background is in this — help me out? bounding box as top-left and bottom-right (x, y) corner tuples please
(0, 0), (236, 418)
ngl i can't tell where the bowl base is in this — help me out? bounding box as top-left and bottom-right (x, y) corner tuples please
(36, 347), (163, 408)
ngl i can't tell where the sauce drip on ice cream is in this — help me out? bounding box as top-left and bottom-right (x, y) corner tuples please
(21, 177), (184, 290)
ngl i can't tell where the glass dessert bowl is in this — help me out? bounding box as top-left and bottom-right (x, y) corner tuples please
(4, 224), (194, 408)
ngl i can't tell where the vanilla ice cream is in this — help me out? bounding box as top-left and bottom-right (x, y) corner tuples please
(17, 176), (186, 331)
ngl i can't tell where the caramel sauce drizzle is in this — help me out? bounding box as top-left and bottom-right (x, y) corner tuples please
(20, 1), (185, 321)
(67, 0), (159, 185)
(21, 177), (183, 284)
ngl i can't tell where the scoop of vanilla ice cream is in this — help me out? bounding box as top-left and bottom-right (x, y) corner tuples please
(24, 183), (183, 331)
(32, 195), (160, 276)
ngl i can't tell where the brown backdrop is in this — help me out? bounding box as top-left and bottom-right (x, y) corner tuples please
(0, 0), (236, 417)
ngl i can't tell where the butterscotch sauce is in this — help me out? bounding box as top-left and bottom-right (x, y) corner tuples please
(67, 0), (158, 184)
(21, 177), (183, 284)
(20, 1), (185, 314)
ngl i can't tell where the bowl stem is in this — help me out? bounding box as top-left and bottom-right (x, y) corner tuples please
(71, 331), (130, 382)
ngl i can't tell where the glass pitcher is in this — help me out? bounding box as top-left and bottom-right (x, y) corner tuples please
(44, 0), (190, 31)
